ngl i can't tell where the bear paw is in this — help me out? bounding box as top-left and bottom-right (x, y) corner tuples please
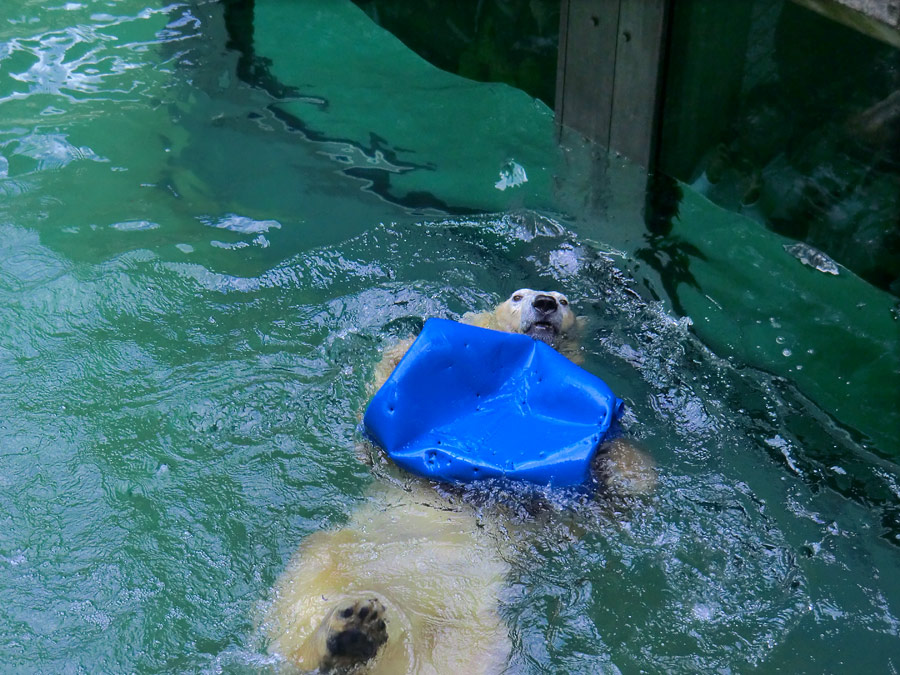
(320, 597), (388, 672)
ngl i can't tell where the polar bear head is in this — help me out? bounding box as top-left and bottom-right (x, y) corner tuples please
(489, 288), (576, 346)
(374, 288), (581, 399)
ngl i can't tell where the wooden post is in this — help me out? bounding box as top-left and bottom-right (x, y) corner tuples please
(555, 0), (671, 171)
(657, 0), (753, 181)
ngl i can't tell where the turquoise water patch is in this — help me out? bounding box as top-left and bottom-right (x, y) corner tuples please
(250, 0), (899, 457)
(0, 0), (898, 672)
(255, 0), (558, 213)
(663, 187), (900, 456)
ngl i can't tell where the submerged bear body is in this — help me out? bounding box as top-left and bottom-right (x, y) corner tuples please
(263, 289), (654, 672)
(263, 483), (510, 674)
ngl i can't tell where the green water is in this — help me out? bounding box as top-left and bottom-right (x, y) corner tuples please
(1, 0), (898, 672)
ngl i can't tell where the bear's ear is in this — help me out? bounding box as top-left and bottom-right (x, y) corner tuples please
(460, 310), (494, 329)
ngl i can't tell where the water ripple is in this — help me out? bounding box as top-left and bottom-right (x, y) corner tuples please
(0, 3), (198, 104)
(10, 131), (106, 170)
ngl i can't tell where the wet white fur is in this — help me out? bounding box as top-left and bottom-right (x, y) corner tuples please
(263, 290), (654, 673)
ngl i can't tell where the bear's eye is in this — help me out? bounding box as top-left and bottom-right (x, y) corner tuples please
(559, 298), (568, 306)
(512, 294), (523, 302)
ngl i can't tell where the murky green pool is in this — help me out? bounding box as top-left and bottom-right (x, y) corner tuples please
(1, 1), (898, 672)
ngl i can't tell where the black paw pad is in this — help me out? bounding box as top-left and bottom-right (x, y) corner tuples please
(321, 598), (389, 671)
(326, 627), (378, 661)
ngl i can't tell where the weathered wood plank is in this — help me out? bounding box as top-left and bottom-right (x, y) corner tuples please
(556, 0), (670, 170)
(609, 0), (669, 168)
(555, 0), (620, 149)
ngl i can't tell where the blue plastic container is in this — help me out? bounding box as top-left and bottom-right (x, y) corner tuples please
(363, 318), (624, 486)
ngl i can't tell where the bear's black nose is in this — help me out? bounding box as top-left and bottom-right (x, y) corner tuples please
(532, 294), (558, 313)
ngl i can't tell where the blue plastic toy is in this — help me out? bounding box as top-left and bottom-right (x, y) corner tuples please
(363, 318), (624, 486)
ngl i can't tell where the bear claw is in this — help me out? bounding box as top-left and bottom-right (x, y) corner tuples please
(320, 597), (388, 672)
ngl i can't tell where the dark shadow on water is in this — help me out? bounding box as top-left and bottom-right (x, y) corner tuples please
(636, 173), (702, 317)
(214, 0), (900, 549)
(218, 0), (477, 216)
(221, 0), (296, 98)
(351, 0), (560, 109)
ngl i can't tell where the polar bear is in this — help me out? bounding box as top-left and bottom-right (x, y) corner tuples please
(372, 288), (580, 393)
(263, 481), (511, 674)
(262, 289), (655, 673)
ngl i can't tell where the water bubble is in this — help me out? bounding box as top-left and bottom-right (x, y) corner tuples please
(784, 242), (840, 275)
(111, 220), (159, 231)
(494, 160), (528, 191)
(201, 213), (282, 234)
